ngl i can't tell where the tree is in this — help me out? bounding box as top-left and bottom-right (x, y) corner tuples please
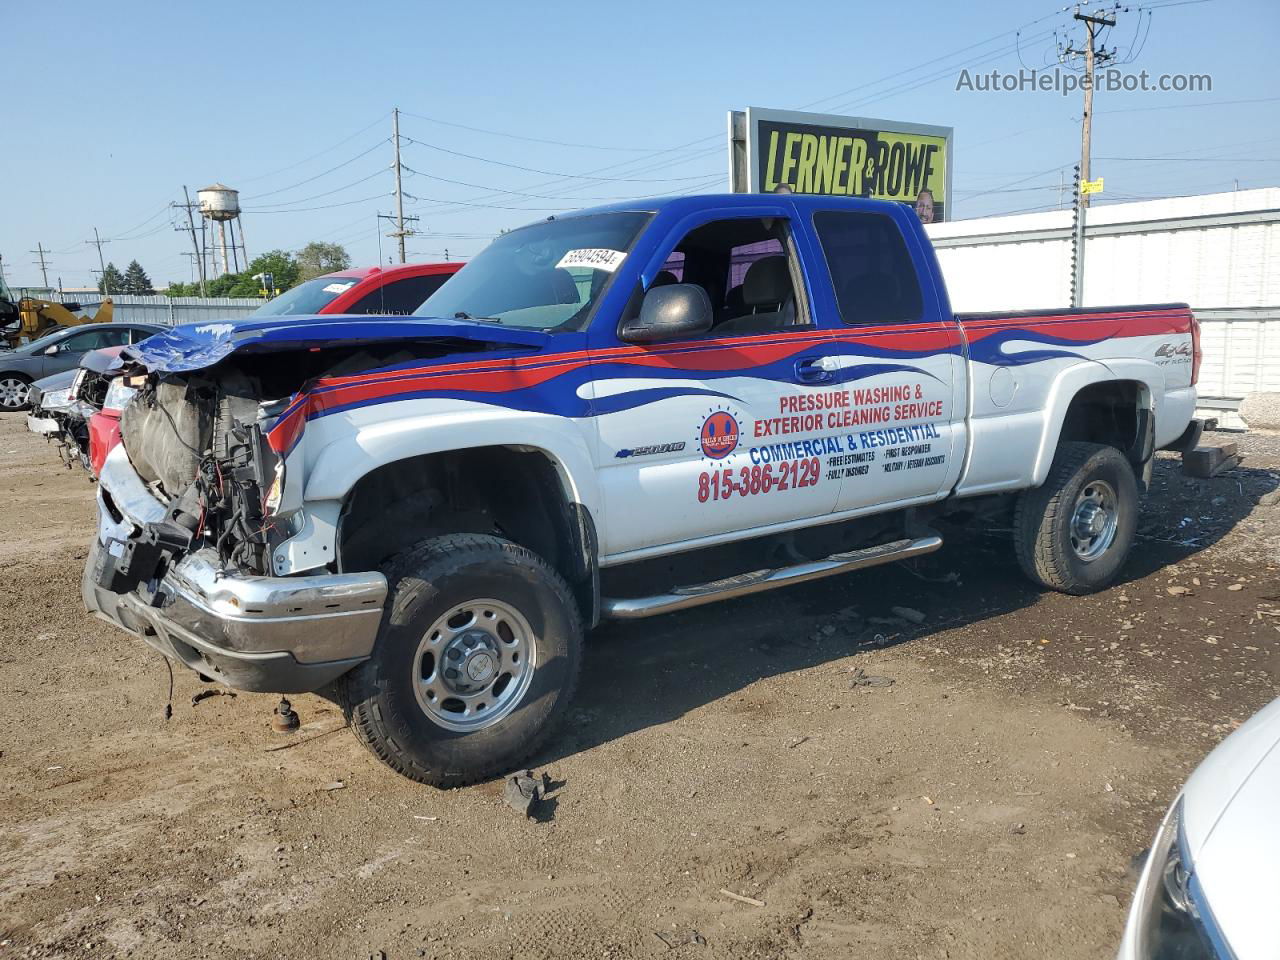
(208, 250), (305, 298)
(98, 262), (124, 295)
(121, 260), (154, 295)
(296, 241), (351, 282)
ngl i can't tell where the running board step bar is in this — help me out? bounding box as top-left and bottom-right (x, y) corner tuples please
(601, 534), (943, 621)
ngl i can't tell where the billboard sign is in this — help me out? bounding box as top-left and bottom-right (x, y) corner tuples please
(728, 107), (953, 223)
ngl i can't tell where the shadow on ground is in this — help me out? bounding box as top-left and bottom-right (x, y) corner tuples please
(533, 453), (1279, 768)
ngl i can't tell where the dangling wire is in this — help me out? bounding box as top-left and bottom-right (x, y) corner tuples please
(163, 657), (174, 721)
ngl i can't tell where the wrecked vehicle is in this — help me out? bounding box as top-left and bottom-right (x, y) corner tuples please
(84, 264), (464, 478)
(0, 322), (161, 411)
(84, 193), (1201, 786)
(28, 346), (133, 472)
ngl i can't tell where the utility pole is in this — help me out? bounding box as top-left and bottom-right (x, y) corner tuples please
(379, 211), (419, 262)
(87, 227), (111, 293)
(392, 107), (409, 263)
(1066, 6), (1116, 209)
(29, 243), (51, 289)
(179, 187), (207, 296)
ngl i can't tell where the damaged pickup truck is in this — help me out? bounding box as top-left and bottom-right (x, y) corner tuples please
(85, 193), (1202, 786)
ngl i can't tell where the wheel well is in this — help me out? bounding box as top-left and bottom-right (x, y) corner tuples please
(1059, 380), (1152, 467)
(337, 446), (598, 622)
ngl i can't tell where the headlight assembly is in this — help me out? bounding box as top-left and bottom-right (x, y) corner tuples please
(102, 377), (137, 413)
(1132, 798), (1234, 959)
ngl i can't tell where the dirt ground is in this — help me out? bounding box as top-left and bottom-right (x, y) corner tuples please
(2, 414), (1278, 960)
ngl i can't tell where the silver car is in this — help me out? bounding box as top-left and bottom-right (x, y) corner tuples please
(0, 323), (162, 411)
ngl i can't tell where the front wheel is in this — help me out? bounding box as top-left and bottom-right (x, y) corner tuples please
(0, 374), (32, 412)
(340, 533), (583, 787)
(1014, 441), (1139, 594)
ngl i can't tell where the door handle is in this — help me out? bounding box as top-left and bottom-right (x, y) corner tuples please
(795, 356), (837, 383)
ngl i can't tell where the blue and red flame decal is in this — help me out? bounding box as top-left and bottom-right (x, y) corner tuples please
(265, 306), (1192, 457)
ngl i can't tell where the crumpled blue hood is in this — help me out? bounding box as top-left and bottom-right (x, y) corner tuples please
(124, 314), (550, 373)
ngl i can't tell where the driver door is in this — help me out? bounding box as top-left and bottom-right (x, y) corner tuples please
(587, 208), (841, 561)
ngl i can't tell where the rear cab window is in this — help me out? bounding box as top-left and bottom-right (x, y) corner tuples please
(812, 211), (924, 326)
(348, 273), (452, 315)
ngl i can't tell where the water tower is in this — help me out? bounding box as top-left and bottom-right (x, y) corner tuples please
(197, 183), (248, 277)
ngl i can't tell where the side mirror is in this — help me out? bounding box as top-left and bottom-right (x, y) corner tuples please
(619, 283), (713, 344)
(43, 343), (63, 355)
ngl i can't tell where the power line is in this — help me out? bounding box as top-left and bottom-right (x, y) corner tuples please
(248, 168), (389, 208)
(400, 136), (731, 182)
(241, 139), (390, 200)
(1098, 95), (1280, 114)
(1095, 155), (1280, 162)
(389, 8), (1071, 217)
(957, 163), (1070, 205)
(108, 203), (174, 241)
(401, 190), (573, 212)
(243, 193), (392, 214)
(397, 110), (652, 152)
(400, 162), (721, 204)
(235, 112), (391, 184)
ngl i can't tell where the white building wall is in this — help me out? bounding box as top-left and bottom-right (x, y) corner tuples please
(926, 188), (1280, 426)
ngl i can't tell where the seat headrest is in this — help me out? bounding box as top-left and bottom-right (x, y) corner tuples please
(742, 256), (791, 306)
(550, 267), (581, 305)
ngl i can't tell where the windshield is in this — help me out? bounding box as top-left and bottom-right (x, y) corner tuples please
(417, 211), (651, 331)
(250, 275), (362, 317)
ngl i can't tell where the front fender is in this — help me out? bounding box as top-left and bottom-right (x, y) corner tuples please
(300, 407), (601, 520)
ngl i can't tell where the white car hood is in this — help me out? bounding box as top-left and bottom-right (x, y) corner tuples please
(1181, 696), (1280, 957)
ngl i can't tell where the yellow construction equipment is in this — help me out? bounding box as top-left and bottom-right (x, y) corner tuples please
(0, 277), (113, 347)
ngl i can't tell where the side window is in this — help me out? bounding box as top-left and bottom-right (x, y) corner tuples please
(129, 327), (157, 343)
(348, 274), (453, 315)
(653, 250), (684, 285)
(813, 211), (924, 326)
(62, 328), (128, 352)
(652, 218), (807, 337)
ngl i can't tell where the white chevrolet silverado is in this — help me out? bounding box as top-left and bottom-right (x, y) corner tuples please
(84, 194), (1202, 785)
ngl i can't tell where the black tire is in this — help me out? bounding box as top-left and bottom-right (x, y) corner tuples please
(1014, 441), (1139, 595)
(339, 533), (583, 787)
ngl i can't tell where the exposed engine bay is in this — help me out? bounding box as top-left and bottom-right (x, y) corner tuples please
(114, 338), (491, 578)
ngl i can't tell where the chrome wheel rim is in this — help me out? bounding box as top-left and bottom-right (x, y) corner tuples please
(0, 378), (29, 410)
(1070, 479), (1119, 561)
(412, 598), (537, 732)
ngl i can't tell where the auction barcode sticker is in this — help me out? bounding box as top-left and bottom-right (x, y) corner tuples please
(556, 248), (627, 273)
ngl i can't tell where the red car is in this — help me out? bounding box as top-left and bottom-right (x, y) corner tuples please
(88, 262), (462, 475)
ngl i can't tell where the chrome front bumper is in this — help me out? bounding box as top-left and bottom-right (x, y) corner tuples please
(86, 446), (387, 692)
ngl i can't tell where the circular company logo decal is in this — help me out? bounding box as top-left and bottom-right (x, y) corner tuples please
(700, 411), (740, 460)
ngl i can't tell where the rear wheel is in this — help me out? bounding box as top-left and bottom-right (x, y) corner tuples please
(0, 374), (32, 412)
(1014, 441), (1139, 594)
(340, 533), (583, 787)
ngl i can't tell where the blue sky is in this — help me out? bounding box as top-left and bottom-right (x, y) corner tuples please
(3, 0), (1277, 289)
